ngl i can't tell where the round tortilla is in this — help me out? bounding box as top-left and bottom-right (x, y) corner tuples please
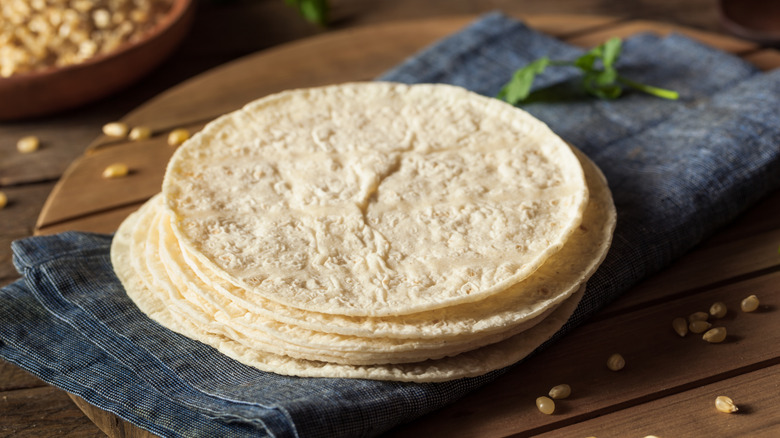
(113, 203), (586, 381)
(161, 82), (589, 316)
(112, 146), (614, 372)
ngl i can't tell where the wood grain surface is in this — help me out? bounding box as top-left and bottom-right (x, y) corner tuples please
(2, 1), (779, 437)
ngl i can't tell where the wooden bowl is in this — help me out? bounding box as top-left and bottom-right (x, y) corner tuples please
(0, 0), (195, 120)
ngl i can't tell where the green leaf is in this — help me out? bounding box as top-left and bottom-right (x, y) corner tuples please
(498, 36), (679, 104)
(497, 57), (550, 104)
(595, 68), (617, 86)
(573, 52), (597, 71)
(300, 0), (328, 26)
(600, 37), (622, 69)
(284, 0), (329, 26)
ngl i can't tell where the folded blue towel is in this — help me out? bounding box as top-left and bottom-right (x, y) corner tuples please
(2, 12), (779, 438)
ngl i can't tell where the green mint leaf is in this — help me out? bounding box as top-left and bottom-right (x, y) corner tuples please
(573, 52), (597, 71)
(594, 68), (618, 86)
(600, 37), (622, 69)
(499, 37), (679, 104)
(301, 0), (328, 26)
(497, 57), (550, 104)
(593, 83), (623, 99)
(285, 0), (329, 26)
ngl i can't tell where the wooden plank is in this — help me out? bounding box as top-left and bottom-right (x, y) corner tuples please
(35, 137), (180, 230)
(1, 136), (82, 187)
(389, 271), (779, 437)
(1, 184), (57, 237)
(566, 20), (759, 54)
(0, 236), (21, 285)
(0, 386), (104, 437)
(1, 183), (55, 285)
(0, 104), (148, 188)
(69, 395), (155, 438)
(36, 203), (144, 237)
(708, 189), (780, 245)
(600, 228), (780, 317)
(536, 363), (780, 438)
(742, 48), (780, 71)
(524, 14), (624, 36)
(0, 361), (45, 392)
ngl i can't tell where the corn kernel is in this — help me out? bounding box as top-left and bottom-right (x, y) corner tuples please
(715, 395), (738, 413)
(102, 163), (129, 179)
(688, 311), (709, 323)
(167, 128), (190, 146)
(548, 384), (571, 400)
(129, 126), (152, 141)
(741, 295), (759, 312)
(92, 9), (111, 29)
(672, 317), (688, 337)
(709, 302), (727, 319)
(535, 396), (555, 414)
(607, 353), (625, 371)
(17, 135), (40, 153)
(703, 327), (727, 343)
(689, 320), (712, 334)
(103, 122), (129, 138)
(0, 191), (7, 209)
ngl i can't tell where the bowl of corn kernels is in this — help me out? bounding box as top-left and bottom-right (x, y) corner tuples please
(0, 0), (195, 120)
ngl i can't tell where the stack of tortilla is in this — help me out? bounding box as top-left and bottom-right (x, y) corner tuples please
(111, 82), (616, 382)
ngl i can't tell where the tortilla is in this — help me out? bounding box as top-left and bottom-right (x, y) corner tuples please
(112, 146), (614, 371)
(111, 82), (615, 380)
(161, 82), (589, 316)
(113, 205), (586, 381)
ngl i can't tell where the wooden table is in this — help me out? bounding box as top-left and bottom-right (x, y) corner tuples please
(2, 1), (779, 437)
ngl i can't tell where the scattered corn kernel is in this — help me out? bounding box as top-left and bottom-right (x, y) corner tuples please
(102, 163), (129, 179)
(709, 302), (728, 319)
(535, 396), (555, 415)
(672, 317), (688, 337)
(0, 191), (7, 209)
(167, 128), (190, 146)
(548, 384), (571, 400)
(103, 122), (129, 138)
(129, 126), (152, 141)
(715, 395), (738, 413)
(607, 353), (625, 371)
(688, 311), (709, 323)
(703, 327), (727, 343)
(741, 295), (759, 312)
(17, 135), (40, 153)
(689, 320), (712, 334)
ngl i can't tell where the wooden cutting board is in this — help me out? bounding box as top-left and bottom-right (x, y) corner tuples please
(34, 14), (780, 438)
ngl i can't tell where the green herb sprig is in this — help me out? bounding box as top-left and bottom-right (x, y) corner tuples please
(497, 37), (679, 105)
(284, 0), (329, 26)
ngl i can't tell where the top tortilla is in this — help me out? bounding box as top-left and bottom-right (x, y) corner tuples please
(162, 82), (589, 316)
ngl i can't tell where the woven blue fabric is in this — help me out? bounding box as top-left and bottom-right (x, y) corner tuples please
(2, 12), (780, 438)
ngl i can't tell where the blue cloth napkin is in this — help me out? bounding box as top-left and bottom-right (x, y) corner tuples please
(2, 12), (779, 438)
